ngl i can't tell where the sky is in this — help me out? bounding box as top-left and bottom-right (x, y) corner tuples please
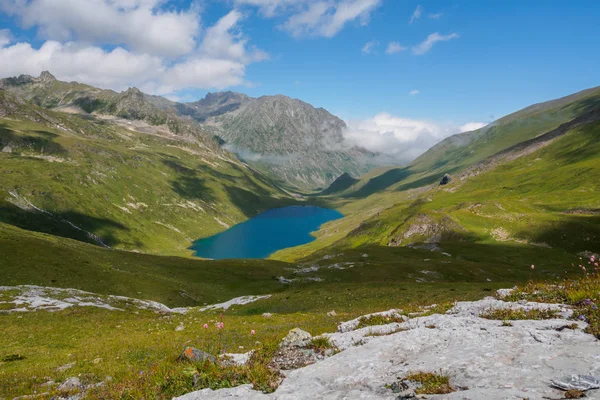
(0, 0), (598, 161)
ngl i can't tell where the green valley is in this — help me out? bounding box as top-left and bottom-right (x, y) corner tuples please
(1, 74), (599, 400)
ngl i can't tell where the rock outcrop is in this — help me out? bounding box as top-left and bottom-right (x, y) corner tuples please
(176, 294), (599, 400)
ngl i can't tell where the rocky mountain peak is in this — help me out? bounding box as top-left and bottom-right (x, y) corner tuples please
(39, 71), (56, 83)
(123, 87), (143, 97)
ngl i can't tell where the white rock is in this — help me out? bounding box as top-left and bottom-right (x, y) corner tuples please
(175, 296), (597, 400)
(337, 309), (406, 333)
(58, 377), (81, 392)
(199, 295), (272, 312)
(280, 328), (312, 347)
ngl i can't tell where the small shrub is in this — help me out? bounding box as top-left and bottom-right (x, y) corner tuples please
(2, 354), (26, 362)
(501, 321), (513, 327)
(564, 389), (586, 399)
(306, 337), (335, 353)
(405, 371), (455, 395)
(356, 314), (405, 329)
(365, 327), (406, 337)
(480, 308), (559, 320)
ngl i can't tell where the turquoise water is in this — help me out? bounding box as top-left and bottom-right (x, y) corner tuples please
(190, 206), (343, 260)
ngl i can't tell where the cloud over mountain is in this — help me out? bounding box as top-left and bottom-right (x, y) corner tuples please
(344, 113), (486, 163)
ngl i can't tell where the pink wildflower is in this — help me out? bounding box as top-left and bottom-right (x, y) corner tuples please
(531, 264), (535, 270)
(203, 324), (208, 329)
(251, 329), (256, 335)
(217, 322), (224, 330)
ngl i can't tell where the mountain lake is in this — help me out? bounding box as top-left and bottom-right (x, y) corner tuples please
(190, 206), (343, 259)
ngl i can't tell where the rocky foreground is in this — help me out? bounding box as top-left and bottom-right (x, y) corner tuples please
(177, 293), (600, 400)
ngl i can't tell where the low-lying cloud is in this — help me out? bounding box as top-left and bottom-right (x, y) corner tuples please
(344, 113), (487, 164)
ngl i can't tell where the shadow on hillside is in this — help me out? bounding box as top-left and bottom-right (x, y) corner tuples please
(515, 214), (600, 254)
(549, 119), (600, 165)
(0, 124), (66, 154)
(0, 203), (127, 247)
(573, 95), (600, 115)
(344, 167), (413, 198)
(162, 158), (216, 202)
(297, 240), (578, 285)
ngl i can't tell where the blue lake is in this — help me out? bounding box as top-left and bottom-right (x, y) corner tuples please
(190, 206), (343, 260)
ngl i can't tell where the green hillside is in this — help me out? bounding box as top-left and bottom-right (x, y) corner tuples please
(337, 86), (600, 199)
(0, 90), (293, 256)
(288, 114), (600, 263)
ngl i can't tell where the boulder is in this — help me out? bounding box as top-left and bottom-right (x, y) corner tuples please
(279, 328), (312, 348)
(439, 173), (452, 185)
(178, 347), (216, 363)
(58, 377), (81, 392)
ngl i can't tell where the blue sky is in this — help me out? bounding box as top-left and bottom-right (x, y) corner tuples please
(0, 0), (598, 160)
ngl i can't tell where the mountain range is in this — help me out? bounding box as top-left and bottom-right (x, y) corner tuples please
(0, 72), (373, 190)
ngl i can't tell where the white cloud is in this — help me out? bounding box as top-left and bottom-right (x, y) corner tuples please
(460, 122), (487, 132)
(409, 5), (422, 24)
(159, 58), (247, 94)
(409, 90), (419, 96)
(429, 12), (443, 20)
(239, 0), (381, 38)
(201, 10), (268, 63)
(0, 29), (11, 47)
(2, 0), (200, 57)
(234, 0), (299, 17)
(282, 2), (331, 37)
(344, 113), (485, 162)
(362, 40), (378, 54)
(322, 0), (381, 37)
(0, 41), (164, 90)
(412, 32), (459, 55)
(0, 10), (267, 95)
(385, 41), (406, 54)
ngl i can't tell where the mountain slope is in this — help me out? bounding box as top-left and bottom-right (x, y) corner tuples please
(201, 94), (372, 190)
(320, 172), (359, 195)
(1, 73), (373, 191)
(0, 88), (293, 256)
(331, 113), (600, 255)
(340, 86), (600, 198)
(271, 85), (600, 262)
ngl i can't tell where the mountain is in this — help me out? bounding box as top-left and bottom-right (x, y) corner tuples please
(186, 91), (252, 120)
(1, 73), (374, 190)
(285, 85), (600, 262)
(334, 85), (600, 199)
(201, 94), (372, 190)
(0, 82), (293, 256)
(0, 72), (178, 126)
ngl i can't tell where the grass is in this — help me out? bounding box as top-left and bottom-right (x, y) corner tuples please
(356, 314), (406, 329)
(480, 308), (559, 321)
(305, 337), (336, 353)
(404, 371), (455, 395)
(365, 327), (406, 337)
(504, 254), (600, 336)
(0, 277), (499, 399)
(0, 222), (292, 307)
